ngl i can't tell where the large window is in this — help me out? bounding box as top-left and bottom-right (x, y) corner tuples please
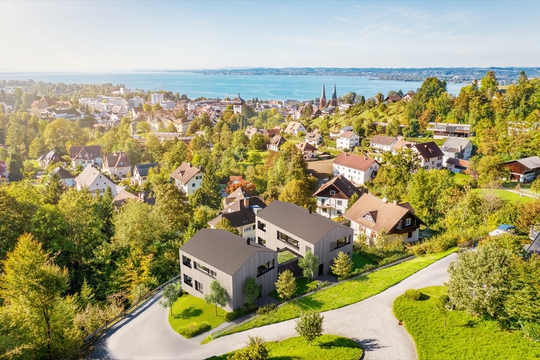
(182, 255), (192, 268)
(195, 280), (203, 292)
(258, 237), (266, 246)
(194, 262), (217, 278)
(334, 235), (351, 250)
(257, 259), (275, 277)
(277, 231), (299, 248)
(183, 274), (193, 287)
(258, 221), (266, 232)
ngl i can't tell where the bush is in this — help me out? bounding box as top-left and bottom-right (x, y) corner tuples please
(522, 322), (540, 342)
(363, 264), (376, 272)
(256, 303), (277, 316)
(225, 304), (258, 322)
(179, 321), (211, 338)
(404, 289), (422, 301)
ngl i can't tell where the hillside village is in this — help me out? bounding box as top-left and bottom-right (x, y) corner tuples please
(1, 72), (540, 358)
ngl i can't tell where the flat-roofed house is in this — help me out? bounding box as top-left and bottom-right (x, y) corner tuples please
(503, 156), (540, 183)
(170, 163), (204, 196)
(427, 122), (472, 139)
(332, 153), (379, 185)
(313, 174), (364, 218)
(256, 201), (354, 278)
(337, 131), (360, 150)
(344, 194), (424, 244)
(179, 229), (277, 311)
(369, 135), (397, 152)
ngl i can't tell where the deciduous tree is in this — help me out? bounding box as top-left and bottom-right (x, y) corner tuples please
(295, 311), (324, 346)
(275, 269), (296, 301)
(204, 280), (228, 316)
(298, 251), (319, 282)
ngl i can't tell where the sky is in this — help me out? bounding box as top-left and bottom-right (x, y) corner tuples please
(1, 0), (539, 72)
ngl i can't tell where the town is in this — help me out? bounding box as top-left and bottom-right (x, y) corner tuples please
(1, 71), (540, 360)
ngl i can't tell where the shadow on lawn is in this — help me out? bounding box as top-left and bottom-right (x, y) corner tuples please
(173, 306), (203, 319)
(318, 336), (360, 350)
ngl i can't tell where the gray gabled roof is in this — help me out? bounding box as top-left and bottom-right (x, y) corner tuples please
(180, 229), (274, 276)
(256, 200), (351, 245)
(528, 232), (540, 253)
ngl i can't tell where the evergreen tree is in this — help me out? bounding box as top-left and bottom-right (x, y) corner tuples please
(330, 251), (353, 279)
(275, 269), (296, 301)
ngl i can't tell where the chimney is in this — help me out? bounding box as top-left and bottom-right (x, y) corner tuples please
(244, 197), (250, 208)
(309, 205), (312, 214)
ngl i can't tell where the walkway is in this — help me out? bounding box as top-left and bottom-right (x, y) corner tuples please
(90, 252), (457, 360)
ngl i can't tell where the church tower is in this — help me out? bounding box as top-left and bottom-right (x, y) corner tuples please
(330, 84), (338, 107)
(319, 84), (327, 108)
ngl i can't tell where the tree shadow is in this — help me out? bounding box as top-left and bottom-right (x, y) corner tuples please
(173, 306), (202, 320)
(317, 337), (360, 350)
(462, 319), (478, 328)
(356, 338), (386, 351)
(419, 293), (431, 301)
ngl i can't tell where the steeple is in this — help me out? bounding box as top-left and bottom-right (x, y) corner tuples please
(330, 84), (338, 106)
(319, 84), (327, 108)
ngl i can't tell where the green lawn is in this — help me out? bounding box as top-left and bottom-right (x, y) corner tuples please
(277, 250), (297, 264)
(169, 293), (227, 338)
(352, 252), (376, 270)
(471, 188), (536, 203)
(393, 286), (540, 360)
(217, 248), (456, 338)
(268, 276), (320, 301)
(207, 335), (363, 360)
(452, 172), (473, 186)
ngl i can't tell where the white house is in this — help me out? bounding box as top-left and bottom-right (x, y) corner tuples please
(337, 131), (360, 150)
(102, 152), (131, 179)
(410, 142), (445, 170)
(333, 153), (380, 185)
(171, 163), (204, 196)
(369, 135), (397, 152)
(313, 175), (364, 218)
(305, 130), (323, 148)
(284, 121), (306, 136)
(69, 146), (102, 168)
(52, 166), (75, 187)
(75, 164), (120, 197)
(296, 141), (317, 161)
(441, 137), (473, 165)
(151, 93), (164, 105)
(131, 163), (159, 186)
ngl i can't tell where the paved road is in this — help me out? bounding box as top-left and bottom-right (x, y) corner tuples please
(90, 252), (457, 360)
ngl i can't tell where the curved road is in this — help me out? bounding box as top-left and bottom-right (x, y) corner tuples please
(91, 252), (457, 360)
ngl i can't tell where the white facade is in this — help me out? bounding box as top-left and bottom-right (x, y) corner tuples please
(151, 93), (164, 105)
(336, 133), (360, 150)
(332, 162), (380, 185)
(175, 173), (204, 196)
(316, 196), (349, 218)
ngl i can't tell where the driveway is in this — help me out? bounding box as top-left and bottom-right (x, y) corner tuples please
(90, 252), (457, 360)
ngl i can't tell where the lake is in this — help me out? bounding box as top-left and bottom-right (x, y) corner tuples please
(0, 71), (464, 101)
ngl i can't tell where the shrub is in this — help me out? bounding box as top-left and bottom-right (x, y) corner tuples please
(295, 312), (324, 346)
(522, 322), (540, 342)
(363, 264), (376, 272)
(318, 280), (330, 289)
(179, 321), (211, 338)
(256, 303), (277, 316)
(404, 289), (422, 301)
(225, 304), (257, 322)
(228, 335), (269, 360)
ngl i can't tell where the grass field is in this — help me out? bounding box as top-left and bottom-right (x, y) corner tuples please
(268, 276), (320, 301)
(352, 252), (376, 270)
(307, 159), (333, 179)
(452, 172), (473, 186)
(217, 248), (456, 338)
(393, 286), (540, 360)
(471, 188), (536, 203)
(208, 335), (363, 360)
(168, 293), (227, 338)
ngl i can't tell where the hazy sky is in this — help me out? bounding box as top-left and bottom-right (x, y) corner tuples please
(1, 1), (539, 71)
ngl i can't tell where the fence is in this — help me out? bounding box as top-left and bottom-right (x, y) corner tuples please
(78, 274), (182, 355)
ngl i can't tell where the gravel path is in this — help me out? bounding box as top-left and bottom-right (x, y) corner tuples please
(90, 252), (457, 360)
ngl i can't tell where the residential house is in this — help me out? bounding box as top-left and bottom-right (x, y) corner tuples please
(208, 195), (266, 242)
(445, 158), (472, 174)
(31, 96), (56, 110)
(103, 152), (131, 179)
(528, 225), (540, 254)
(267, 135), (286, 152)
(52, 166), (75, 187)
(427, 122), (472, 138)
(74, 164), (120, 197)
(296, 141), (317, 161)
(263, 127), (281, 138)
(256, 201), (354, 278)
(369, 135), (397, 153)
(402, 91), (416, 102)
(441, 137), (473, 162)
(0, 161), (8, 180)
(43, 108), (81, 120)
(336, 131), (360, 151)
(384, 94), (402, 103)
(151, 93), (164, 105)
(313, 175), (364, 218)
(284, 121), (306, 136)
(180, 229), (277, 311)
(37, 149), (63, 169)
(245, 126), (264, 140)
(332, 153), (380, 185)
(69, 145), (102, 168)
(502, 156), (540, 183)
(391, 139), (415, 154)
(171, 163), (204, 196)
(305, 130), (323, 148)
(131, 162), (159, 186)
(410, 142), (444, 170)
(344, 194), (424, 244)
(113, 190), (142, 208)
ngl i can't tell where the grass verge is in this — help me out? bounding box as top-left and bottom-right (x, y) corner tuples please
(217, 248), (455, 337)
(393, 286), (540, 360)
(207, 335), (362, 360)
(169, 293), (227, 338)
(471, 188), (536, 203)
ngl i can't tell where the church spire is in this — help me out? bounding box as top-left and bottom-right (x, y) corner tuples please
(319, 84), (327, 108)
(330, 84), (338, 106)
